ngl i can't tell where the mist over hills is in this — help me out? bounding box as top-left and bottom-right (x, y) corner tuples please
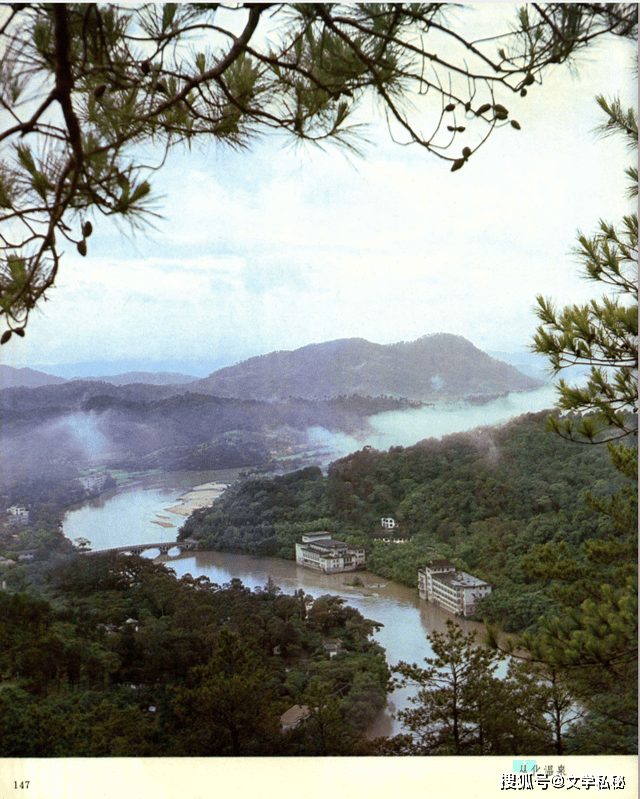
(0, 334), (542, 415)
(0, 333), (545, 477)
(191, 334), (542, 401)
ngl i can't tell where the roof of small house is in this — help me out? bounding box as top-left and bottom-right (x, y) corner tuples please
(280, 704), (311, 727)
(322, 638), (344, 648)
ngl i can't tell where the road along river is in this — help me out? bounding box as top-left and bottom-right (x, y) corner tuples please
(62, 480), (489, 738)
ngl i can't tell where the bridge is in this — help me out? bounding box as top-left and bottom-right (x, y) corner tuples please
(79, 539), (200, 558)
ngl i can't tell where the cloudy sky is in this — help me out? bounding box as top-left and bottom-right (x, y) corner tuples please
(2, 6), (636, 377)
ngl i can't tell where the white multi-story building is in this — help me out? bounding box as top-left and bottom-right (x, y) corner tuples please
(418, 558), (492, 617)
(6, 505), (29, 524)
(295, 532), (366, 574)
(82, 471), (109, 493)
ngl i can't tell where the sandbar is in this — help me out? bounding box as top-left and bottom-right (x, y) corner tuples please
(165, 481), (228, 517)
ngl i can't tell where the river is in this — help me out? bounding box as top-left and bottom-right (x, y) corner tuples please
(308, 383), (560, 458)
(62, 481), (488, 738)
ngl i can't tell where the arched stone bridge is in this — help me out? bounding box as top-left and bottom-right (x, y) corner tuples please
(80, 539), (200, 558)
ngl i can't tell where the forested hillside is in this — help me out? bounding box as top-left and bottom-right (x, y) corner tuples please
(0, 334), (541, 480)
(0, 555), (388, 756)
(191, 334), (541, 401)
(181, 410), (633, 632)
(74, 371), (200, 386)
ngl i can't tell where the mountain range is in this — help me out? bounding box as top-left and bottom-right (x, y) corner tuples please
(0, 367), (199, 391)
(1, 334), (541, 400)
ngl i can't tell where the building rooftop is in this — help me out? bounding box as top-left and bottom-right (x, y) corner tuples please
(300, 538), (353, 550)
(280, 705), (311, 727)
(435, 570), (491, 589)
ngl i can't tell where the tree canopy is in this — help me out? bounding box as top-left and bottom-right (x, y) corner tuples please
(387, 619), (574, 755)
(0, 556), (388, 756)
(0, 2), (637, 339)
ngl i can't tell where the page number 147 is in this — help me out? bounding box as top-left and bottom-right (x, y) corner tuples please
(14, 783), (30, 790)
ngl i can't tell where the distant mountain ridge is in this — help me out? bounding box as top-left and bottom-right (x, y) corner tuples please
(0, 366), (198, 390)
(0, 365), (67, 389)
(190, 334), (542, 401)
(1, 334), (541, 400)
(72, 371), (199, 386)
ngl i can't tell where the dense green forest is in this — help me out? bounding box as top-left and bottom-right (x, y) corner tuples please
(180, 409), (631, 632)
(1, 548), (634, 756)
(0, 554), (388, 756)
